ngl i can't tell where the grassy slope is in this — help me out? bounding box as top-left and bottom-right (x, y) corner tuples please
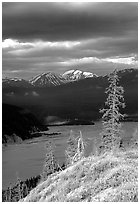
(21, 148), (138, 202)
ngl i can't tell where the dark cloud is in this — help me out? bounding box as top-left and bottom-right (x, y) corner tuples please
(2, 2), (138, 78)
(2, 2), (137, 41)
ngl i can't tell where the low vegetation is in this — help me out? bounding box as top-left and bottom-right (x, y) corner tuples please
(2, 175), (41, 202)
(2, 163), (66, 202)
(21, 148), (138, 202)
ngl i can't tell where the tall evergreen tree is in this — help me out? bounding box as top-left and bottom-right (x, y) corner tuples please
(65, 130), (78, 166)
(74, 131), (85, 161)
(65, 130), (85, 166)
(100, 69), (125, 152)
(41, 140), (58, 181)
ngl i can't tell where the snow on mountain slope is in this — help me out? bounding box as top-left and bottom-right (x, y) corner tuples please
(83, 71), (98, 78)
(29, 72), (69, 87)
(3, 69), (137, 88)
(63, 69), (98, 81)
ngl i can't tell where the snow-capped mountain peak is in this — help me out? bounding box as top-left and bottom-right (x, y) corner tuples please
(29, 72), (68, 87)
(83, 71), (98, 78)
(62, 69), (98, 81)
(63, 70), (75, 75)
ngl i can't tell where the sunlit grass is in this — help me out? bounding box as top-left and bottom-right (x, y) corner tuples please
(21, 148), (138, 202)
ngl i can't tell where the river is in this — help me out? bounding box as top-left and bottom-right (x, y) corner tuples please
(2, 122), (137, 189)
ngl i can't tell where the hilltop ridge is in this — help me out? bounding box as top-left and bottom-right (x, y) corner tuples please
(21, 148), (138, 202)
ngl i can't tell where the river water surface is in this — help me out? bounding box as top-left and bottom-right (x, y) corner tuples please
(2, 122), (137, 189)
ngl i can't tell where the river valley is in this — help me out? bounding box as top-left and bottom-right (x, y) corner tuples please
(2, 122), (137, 189)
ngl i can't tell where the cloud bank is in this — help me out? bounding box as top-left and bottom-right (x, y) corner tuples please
(2, 2), (138, 79)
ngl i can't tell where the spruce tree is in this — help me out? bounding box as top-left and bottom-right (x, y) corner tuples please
(74, 131), (85, 161)
(41, 140), (58, 181)
(65, 130), (78, 166)
(17, 177), (22, 200)
(100, 69), (125, 152)
(65, 130), (85, 166)
(130, 128), (138, 148)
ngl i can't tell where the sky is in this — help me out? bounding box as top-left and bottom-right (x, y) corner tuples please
(2, 2), (138, 79)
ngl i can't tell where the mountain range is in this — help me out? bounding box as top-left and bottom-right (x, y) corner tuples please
(2, 68), (138, 141)
(3, 69), (97, 88)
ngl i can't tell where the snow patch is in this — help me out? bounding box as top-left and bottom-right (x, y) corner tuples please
(63, 70), (75, 75)
(74, 70), (82, 75)
(32, 91), (39, 96)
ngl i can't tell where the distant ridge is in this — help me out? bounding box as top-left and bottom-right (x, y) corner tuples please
(3, 69), (98, 87)
(2, 68), (137, 88)
(2, 78), (32, 88)
(2, 103), (48, 143)
(2, 68), (138, 123)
